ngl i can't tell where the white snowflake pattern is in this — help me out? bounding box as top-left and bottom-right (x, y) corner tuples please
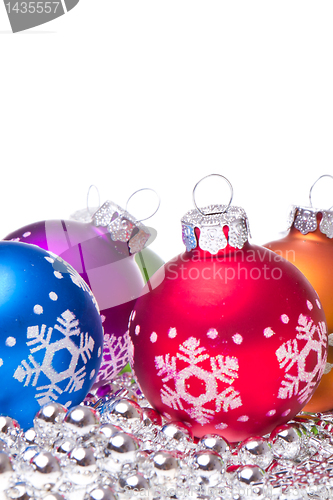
(94, 331), (129, 384)
(14, 310), (95, 407)
(155, 336), (242, 425)
(276, 314), (327, 404)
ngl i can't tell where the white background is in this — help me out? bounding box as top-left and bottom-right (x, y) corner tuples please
(1, 1), (333, 263)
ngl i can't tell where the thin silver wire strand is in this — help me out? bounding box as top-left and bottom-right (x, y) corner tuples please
(192, 174), (234, 216)
(86, 185), (101, 216)
(309, 174), (333, 211)
(125, 188), (161, 222)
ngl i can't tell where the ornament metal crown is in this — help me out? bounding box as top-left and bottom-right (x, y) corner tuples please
(181, 204), (250, 254)
(93, 201), (151, 254)
(288, 206), (333, 238)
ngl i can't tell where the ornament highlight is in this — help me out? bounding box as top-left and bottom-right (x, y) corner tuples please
(265, 175), (333, 413)
(129, 175), (328, 442)
(0, 241), (103, 429)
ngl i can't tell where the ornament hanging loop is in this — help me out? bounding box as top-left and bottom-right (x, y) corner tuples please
(125, 188), (161, 222)
(309, 174), (333, 211)
(192, 174), (234, 216)
(86, 185), (101, 217)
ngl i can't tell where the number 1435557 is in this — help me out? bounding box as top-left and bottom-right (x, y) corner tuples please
(5, 1), (60, 13)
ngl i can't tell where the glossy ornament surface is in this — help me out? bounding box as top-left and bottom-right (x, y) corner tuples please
(129, 202), (328, 442)
(0, 241), (103, 429)
(265, 205), (333, 413)
(3, 200), (162, 387)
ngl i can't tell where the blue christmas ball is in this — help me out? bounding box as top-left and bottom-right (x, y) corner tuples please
(0, 241), (104, 429)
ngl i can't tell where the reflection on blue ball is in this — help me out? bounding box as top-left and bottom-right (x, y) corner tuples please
(0, 241), (104, 429)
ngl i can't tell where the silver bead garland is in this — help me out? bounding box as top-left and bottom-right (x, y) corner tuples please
(1, 372), (333, 499)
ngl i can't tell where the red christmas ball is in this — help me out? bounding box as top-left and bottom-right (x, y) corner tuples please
(3, 201), (154, 387)
(129, 204), (328, 443)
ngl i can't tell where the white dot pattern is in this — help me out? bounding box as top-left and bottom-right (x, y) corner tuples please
(232, 333), (243, 345)
(23, 232), (31, 238)
(49, 292), (58, 301)
(33, 305), (43, 315)
(316, 299), (322, 309)
(264, 327), (275, 338)
(215, 422), (228, 429)
(5, 337), (16, 347)
(168, 327), (177, 338)
(307, 300), (313, 311)
(267, 409), (276, 417)
(282, 409), (291, 417)
(237, 415), (249, 422)
(281, 314), (289, 324)
(207, 328), (218, 339)
(135, 325), (140, 336)
(90, 369), (95, 380)
(150, 332), (157, 343)
(54, 271), (63, 279)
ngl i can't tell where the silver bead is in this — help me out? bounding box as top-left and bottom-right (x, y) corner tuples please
(118, 472), (151, 499)
(21, 445), (40, 463)
(0, 416), (20, 446)
(63, 405), (100, 436)
(99, 423), (123, 441)
(142, 408), (162, 427)
(237, 464), (265, 484)
(269, 423), (303, 459)
(102, 398), (143, 433)
(238, 436), (273, 469)
(29, 451), (62, 488)
(152, 450), (179, 483)
(87, 423), (122, 461)
(0, 451), (13, 491)
(103, 431), (139, 472)
(68, 446), (98, 485)
(85, 485), (117, 500)
(198, 434), (230, 459)
(5, 482), (33, 500)
(23, 428), (37, 446)
(35, 402), (67, 426)
(160, 421), (193, 450)
(54, 437), (76, 456)
(70, 446), (96, 468)
(53, 437), (75, 468)
(34, 403), (67, 442)
(192, 450), (224, 487)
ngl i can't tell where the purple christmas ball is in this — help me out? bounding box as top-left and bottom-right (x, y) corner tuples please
(3, 202), (151, 386)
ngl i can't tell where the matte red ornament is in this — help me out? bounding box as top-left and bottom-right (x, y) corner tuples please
(3, 201), (154, 387)
(129, 188), (328, 443)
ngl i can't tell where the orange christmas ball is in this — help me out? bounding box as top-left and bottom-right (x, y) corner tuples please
(265, 205), (333, 412)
